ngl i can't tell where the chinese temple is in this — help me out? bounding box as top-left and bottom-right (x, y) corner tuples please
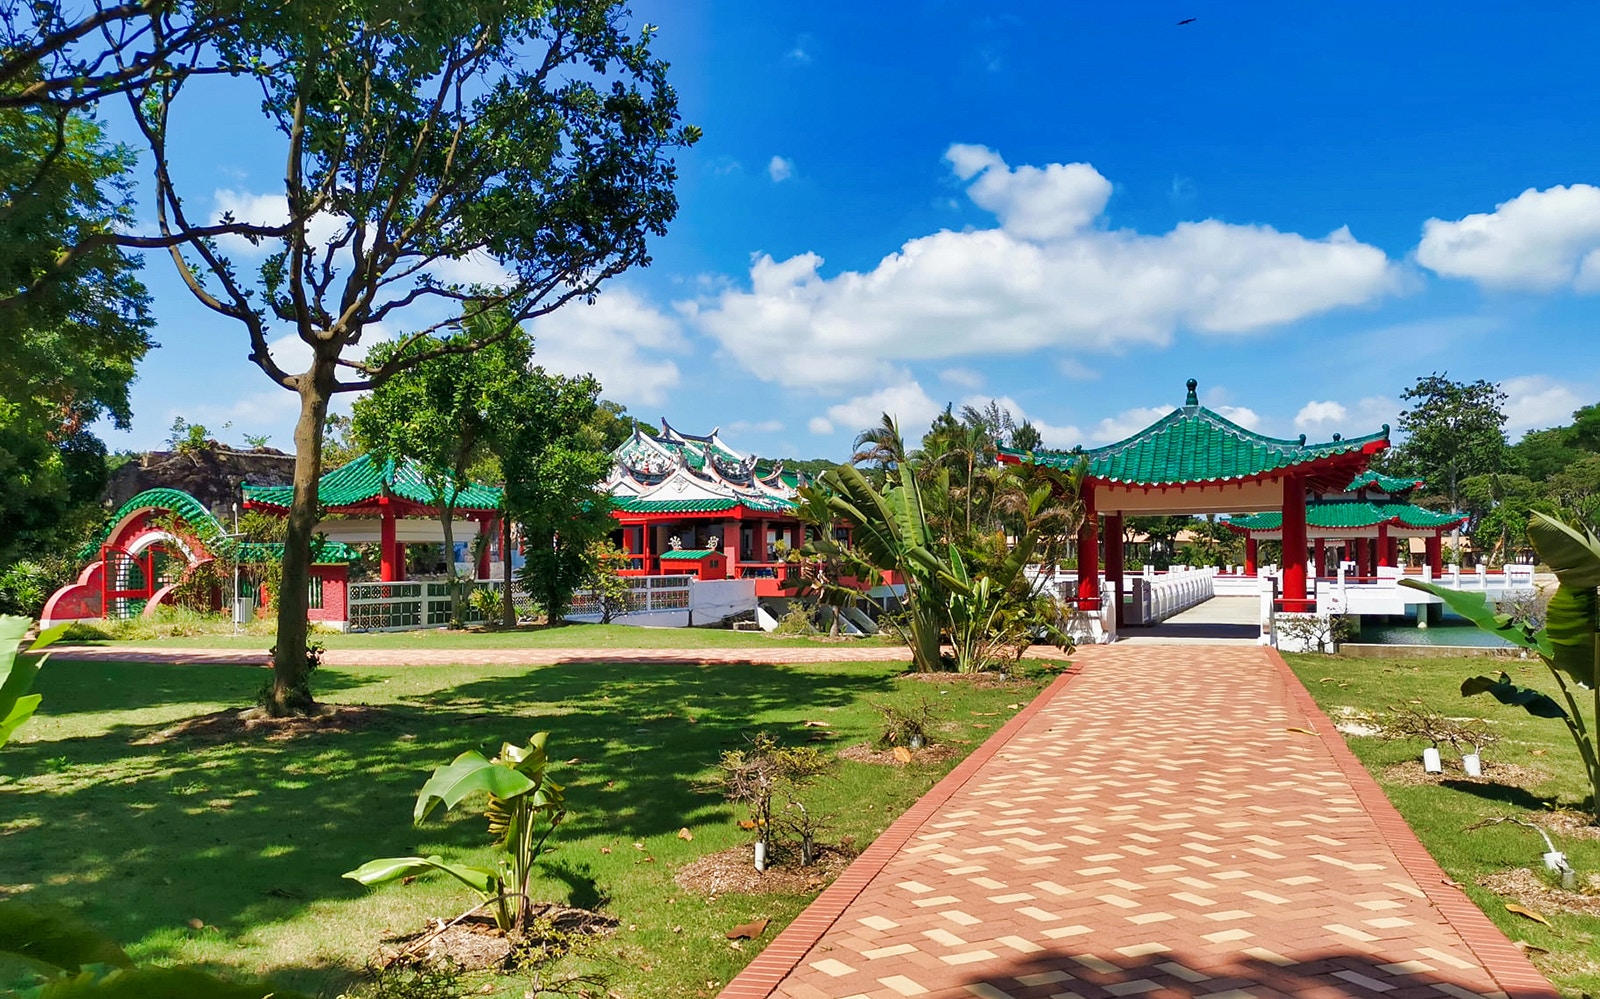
(1000, 379), (1391, 619)
(1224, 470), (1467, 577)
(243, 454), (505, 582)
(604, 422), (808, 596)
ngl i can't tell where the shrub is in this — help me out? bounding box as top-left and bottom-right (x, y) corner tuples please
(710, 732), (835, 869)
(873, 697), (939, 750)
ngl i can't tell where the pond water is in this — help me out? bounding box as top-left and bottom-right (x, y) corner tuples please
(1352, 610), (1513, 648)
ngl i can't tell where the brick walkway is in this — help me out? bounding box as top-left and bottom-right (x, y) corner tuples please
(722, 645), (1559, 999)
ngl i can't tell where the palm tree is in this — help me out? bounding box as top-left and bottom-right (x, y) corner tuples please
(851, 414), (907, 485)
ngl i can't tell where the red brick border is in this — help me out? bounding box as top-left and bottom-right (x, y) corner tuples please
(714, 664), (1084, 999)
(1263, 646), (1562, 999)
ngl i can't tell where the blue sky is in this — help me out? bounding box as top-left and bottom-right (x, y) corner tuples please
(101, 2), (1600, 462)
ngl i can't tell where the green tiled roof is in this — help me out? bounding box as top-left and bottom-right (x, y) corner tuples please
(658, 548), (718, 560)
(82, 488), (229, 558)
(1000, 380), (1388, 486)
(1376, 502), (1467, 529)
(610, 495), (796, 514)
(1346, 471), (1424, 494)
(1228, 500), (1465, 534)
(238, 541), (361, 564)
(244, 454), (502, 511)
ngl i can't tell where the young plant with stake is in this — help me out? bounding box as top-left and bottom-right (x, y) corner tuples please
(345, 734), (566, 934)
(712, 732), (835, 871)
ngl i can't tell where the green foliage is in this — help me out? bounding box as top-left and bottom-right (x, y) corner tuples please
(1385, 373), (1509, 513)
(0, 561), (59, 617)
(585, 541), (633, 624)
(1402, 509), (1600, 820)
(1, 617), (64, 750)
(165, 417), (220, 454)
(346, 734), (567, 934)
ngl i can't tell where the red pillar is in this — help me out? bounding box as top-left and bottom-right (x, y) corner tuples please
(1427, 531), (1443, 574)
(1244, 537), (1258, 576)
(1104, 513), (1125, 628)
(1314, 537), (1327, 578)
(1280, 474), (1310, 612)
(1077, 483), (1100, 610)
(379, 499), (401, 582)
(1354, 537), (1369, 578)
(641, 521), (654, 574)
(1377, 523), (1391, 568)
(476, 516), (494, 580)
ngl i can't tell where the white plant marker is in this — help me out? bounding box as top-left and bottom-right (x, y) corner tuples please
(754, 841), (767, 871)
(1461, 753), (1482, 777)
(1423, 747), (1443, 773)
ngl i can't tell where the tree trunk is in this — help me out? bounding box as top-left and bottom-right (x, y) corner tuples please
(501, 518), (516, 628)
(439, 498), (459, 628)
(271, 359), (333, 716)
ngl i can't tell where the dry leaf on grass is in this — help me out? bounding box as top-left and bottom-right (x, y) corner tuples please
(802, 720), (830, 728)
(677, 827), (694, 841)
(725, 918), (769, 940)
(1513, 940), (1551, 956)
(1505, 902), (1551, 926)
(892, 746), (913, 763)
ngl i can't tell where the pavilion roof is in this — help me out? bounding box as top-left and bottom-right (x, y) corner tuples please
(1344, 470), (1424, 494)
(1226, 500), (1466, 535)
(610, 495), (795, 515)
(1000, 380), (1388, 488)
(658, 548), (719, 560)
(243, 454), (503, 513)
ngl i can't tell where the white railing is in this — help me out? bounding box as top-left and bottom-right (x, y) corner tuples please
(348, 579), (518, 631)
(1128, 567), (1216, 625)
(568, 574), (693, 618)
(346, 574), (741, 631)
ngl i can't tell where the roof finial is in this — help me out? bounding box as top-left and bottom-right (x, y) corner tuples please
(1184, 378), (1198, 407)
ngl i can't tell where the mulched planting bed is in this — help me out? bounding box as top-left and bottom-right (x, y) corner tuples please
(380, 907), (618, 972)
(1478, 868), (1600, 919)
(132, 704), (382, 743)
(1379, 758), (1552, 789)
(674, 844), (854, 897)
(838, 741), (961, 766)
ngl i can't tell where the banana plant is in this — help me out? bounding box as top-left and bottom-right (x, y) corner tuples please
(2, 617), (65, 750)
(1401, 511), (1600, 821)
(345, 733), (567, 933)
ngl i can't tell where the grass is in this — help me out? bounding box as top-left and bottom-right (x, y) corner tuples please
(59, 620), (896, 650)
(1285, 652), (1600, 995)
(3, 655), (1050, 998)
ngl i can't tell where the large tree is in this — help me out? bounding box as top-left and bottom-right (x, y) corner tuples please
(118, 1), (693, 713)
(1387, 373), (1509, 514)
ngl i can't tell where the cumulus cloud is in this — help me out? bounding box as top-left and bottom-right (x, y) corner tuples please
(939, 367), (985, 389)
(822, 381), (942, 438)
(1502, 375), (1587, 436)
(1213, 406), (1261, 430)
(523, 288), (686, 408)
(808, 416), (834, 435)
(693, 145), (1400, 389)
(1088, 406), (1178, 445)
(1059, 358), (1100, 380)
(1294, 400), (1347, 430)
(212, 189), (346, 255)
(768, 156), (795, 183)
(1417, 184), (1600, 292)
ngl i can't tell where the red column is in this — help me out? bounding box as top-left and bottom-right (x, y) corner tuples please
(1104, 513), (1125, 628)
(1427, 531), (1443, 574)
(641, 522), (654, 574)
(379, 500), (401, 582)
(1280, 474), (1310, 612)
(476, 516), (494, 580)
(1377, 523), (1391, 568)
(1354, 537), (1369, 578)
(1245, 537), (1258, 576)
(1314, 538), (1327, 578)
(1077, 483), (1100, 610)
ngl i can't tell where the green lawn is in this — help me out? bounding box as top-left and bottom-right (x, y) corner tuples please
(61, 621), (895, 651)
(3, 655), (1047, 998)
(1286, 653), (1600, 995)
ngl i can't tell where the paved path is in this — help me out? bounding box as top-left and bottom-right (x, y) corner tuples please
(722, 645), (1557, 999)
(48, 643), (932, 666)
(1117, 597), (1262, 646)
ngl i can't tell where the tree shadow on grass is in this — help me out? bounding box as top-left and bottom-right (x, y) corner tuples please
(31, 659), (378, 716)
(1, 658), (899, 992)
(1442, 777), (1563, 813)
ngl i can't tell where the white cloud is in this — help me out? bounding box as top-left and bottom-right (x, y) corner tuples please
(524, 288), (686, 408)
(429, 249), (513, 288)
(1058, 358), (1099, 380)
(785, 44), (812, 65)
(768, 156), (795, 183)
(1502, 375), (1586, 436)
(1294, 400), (1347, 430)
(960, 394), (1081, 448)
(694, 146), (1400, 390)
(823, 381), (942, 438)
(211, 189), (346, 255)
(807, 416), (834, 435)
(1213, 405), (1260, 430)
(939, 367), (985, 389)
(1087, 406), (1178, 445)
(725, 419), (785, 435)
(1417, 184), (1600, 292)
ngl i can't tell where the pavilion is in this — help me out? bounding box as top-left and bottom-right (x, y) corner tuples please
(604, 422), (809, 596)
(999, 379), (1389, 620)
(1224, 471), (1467, 578)
(243, 454), (504, 582)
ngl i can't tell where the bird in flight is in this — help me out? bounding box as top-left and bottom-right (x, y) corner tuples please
(1177, 17), (1197, 24)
